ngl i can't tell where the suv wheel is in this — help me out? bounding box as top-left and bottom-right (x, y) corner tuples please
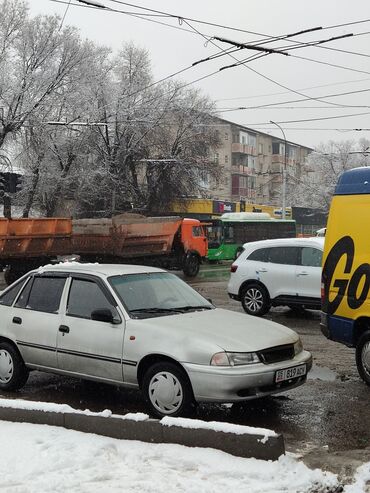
(143, 362), (195, 418)
(356, 331), (370, 385)
(241, 283), (270, 317)
(0, 342), (29, 391)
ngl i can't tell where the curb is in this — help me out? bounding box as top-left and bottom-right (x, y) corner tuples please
(0, 405), (284, 461)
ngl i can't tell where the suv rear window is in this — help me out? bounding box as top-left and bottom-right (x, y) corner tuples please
(267, 246), (300, 265)
(247, 248), (270, 262)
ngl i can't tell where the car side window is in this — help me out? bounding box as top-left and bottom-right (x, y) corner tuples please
(17, 277), (66, 313)
(67, 278), (119, 321)
(266, 246), (300, 265)
(247, 248), (270, 262)
(301, 247), (323, 267)
(0, 277), (28, 307)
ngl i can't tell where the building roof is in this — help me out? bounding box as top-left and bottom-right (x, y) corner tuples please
(213, 116), (314, 151)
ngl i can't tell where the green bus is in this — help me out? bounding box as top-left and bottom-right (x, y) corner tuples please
(205, 212), (296, 261)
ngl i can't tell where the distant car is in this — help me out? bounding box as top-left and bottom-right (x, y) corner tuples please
(228, 237), (325, 316)
(0, 263), (311, 417)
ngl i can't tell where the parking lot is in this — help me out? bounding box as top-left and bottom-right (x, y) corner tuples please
(0, 269), (369, 480)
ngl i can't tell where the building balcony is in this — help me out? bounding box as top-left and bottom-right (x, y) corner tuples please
(232, 143), (257, 155)
(271, 154), (297, 166)
(231, 165), (256, 176)
(232, 188), (256, 199)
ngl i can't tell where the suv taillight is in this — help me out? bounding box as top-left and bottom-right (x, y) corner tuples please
(230, 264), (238, 273)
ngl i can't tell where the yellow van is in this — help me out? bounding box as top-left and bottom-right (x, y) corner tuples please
(321, 167), (370, 385)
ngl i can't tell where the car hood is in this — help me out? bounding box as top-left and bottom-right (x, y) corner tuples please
(132, 308), (298, 352)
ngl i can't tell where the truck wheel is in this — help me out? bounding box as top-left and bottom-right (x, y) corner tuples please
(356, 331), (370, 386)
(183, 253), (200, 277)
(0, 342), (29, 391)
(241, 283), (270, 317)
(143, 362), (195, 418)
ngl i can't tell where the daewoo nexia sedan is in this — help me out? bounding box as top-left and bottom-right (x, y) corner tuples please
(0, 264), (312, 418)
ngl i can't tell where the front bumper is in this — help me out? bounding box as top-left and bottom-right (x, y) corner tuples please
(184, 350), (312, 403)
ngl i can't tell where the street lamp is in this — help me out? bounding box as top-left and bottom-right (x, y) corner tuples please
(270, 120), (287, 220)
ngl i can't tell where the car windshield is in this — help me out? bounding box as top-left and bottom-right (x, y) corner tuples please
(108, 272), (214, 319)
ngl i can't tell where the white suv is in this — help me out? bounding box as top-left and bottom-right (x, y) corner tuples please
(228, 237), (324, 316)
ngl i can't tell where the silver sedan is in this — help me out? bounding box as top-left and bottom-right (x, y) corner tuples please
(0, 263), (312, 418)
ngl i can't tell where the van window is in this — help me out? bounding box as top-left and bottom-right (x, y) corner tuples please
(301, 247), (322, 267)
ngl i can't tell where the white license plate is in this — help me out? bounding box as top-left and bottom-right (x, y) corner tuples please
(275, 364), (306, 383)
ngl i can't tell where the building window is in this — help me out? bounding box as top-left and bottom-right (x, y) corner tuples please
(225, 133), (229, 140)
(225, 155), (229, 163)
(214, 153), (219, 164)
(259, 143), (263, 155)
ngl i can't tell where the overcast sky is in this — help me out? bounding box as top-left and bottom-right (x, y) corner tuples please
(30, 0), (370, 149)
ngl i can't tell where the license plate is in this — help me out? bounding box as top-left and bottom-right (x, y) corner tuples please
(275, 364), (306, 383)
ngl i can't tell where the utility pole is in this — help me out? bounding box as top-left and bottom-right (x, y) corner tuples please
(270, 121), (287, 220)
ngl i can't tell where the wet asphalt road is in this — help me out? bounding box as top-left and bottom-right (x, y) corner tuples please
(0, 266), (369, 480)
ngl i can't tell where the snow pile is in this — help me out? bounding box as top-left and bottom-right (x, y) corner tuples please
(0, 398), (149, 421)
(161, 416), (276, 440)
(0, 420), (340, 493)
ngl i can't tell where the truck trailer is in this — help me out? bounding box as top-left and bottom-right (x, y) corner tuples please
(0, 214), (208, 285)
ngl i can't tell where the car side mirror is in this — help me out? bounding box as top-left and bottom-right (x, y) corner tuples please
(91, 308), (116, 324)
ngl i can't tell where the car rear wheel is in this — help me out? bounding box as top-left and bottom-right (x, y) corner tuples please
(143, 362), (195, 418)
(0, 342), (29, 391)
(356, 331), (370, 386)
(241, 283), (270, 317)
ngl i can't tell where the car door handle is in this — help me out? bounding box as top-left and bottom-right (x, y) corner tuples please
(12, 317), (22, 325)
(297, 272), (309, 276)
(59, 325), (70, 334)
(257, 268), (268, 273)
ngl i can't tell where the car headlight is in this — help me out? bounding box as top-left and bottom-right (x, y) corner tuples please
(294, 338), (303, 355)
(210, 351), (260, 366)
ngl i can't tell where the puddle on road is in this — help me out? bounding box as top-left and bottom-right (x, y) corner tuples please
(308, 364), (338, 382)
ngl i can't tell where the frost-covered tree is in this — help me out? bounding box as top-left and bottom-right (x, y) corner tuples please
(286, 139), (370, 211)
(0, 0), (100, 149)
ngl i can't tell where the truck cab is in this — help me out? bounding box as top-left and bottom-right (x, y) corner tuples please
(179, 218), (208, 277)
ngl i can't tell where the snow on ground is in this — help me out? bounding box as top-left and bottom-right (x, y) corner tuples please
(0, 399), (368, 491)
(0, 420), (347, 493)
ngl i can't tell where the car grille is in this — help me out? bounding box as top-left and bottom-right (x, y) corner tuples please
(258, 344), (295, 364)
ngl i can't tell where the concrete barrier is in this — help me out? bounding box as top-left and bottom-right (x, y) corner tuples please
(0, 405), (285, 461)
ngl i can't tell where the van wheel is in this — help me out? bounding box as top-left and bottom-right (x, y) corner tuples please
(143, 362), (196, 418)
(356, 331), (370, 385)
(0, 342), (29, 391)
(241, 283), (270, 317)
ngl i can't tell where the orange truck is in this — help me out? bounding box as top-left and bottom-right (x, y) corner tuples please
(0, 215), (208, 285)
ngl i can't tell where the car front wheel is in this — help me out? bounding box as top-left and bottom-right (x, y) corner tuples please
(356, 331), (370, 385)
(241, 283), (270, 316)
(143, 362), (195, 418)
(0, 342), (29, 391)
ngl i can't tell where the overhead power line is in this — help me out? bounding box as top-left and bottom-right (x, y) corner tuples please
(241, 110), (370, 126)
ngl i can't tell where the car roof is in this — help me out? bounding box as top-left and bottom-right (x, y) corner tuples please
(242, 236), (325, 250)
(34, 263), (166, 277)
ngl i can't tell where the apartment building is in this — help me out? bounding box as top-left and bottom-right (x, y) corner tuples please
(208, 117), (313, 206)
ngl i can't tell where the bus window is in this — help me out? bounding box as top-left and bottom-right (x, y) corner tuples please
(223, 224), (235, 244)
(205, 222), (223, 249)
